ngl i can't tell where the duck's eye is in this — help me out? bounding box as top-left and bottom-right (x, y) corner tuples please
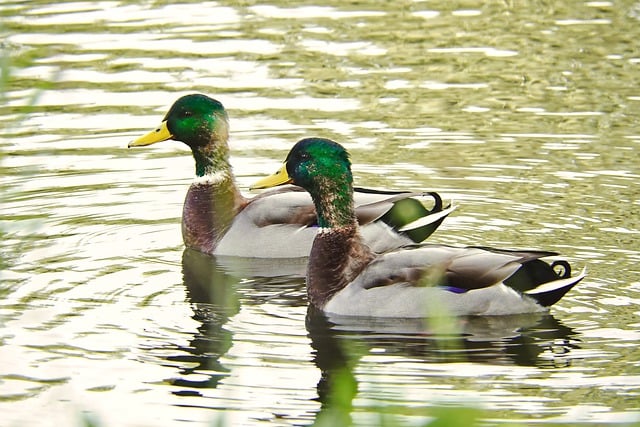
(298, 152), (311, 161)
(181, 110), (193, 118)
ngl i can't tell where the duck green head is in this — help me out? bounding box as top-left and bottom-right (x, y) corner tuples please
(253, 138), (356, 228)
(129, 94), (231, 176)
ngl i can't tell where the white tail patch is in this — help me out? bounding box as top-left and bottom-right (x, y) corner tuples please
(398, 203), (457, 232)
(525, 267), (587, 295)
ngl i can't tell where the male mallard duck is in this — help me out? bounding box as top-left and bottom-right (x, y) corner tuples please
(129, 94), (454, 258)
(251, 138), (585, 316)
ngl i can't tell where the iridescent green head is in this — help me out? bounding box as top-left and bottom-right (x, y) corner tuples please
(285, 138), (353, 192)
(165, 94), (228, 148)
(130, 94), (232, 177)
(253, 138), (355, 228)
(130, 94), (229, 149)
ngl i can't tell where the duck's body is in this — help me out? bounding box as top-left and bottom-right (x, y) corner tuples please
(252, 138), (585, 317)
(210, 184), (450, 257)
(129, 94), (453, 258)
(322, 241), (582, 317)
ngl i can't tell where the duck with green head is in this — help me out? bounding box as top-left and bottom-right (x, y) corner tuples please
(129, 94), (454, 258)
(252, 138), (585, 316)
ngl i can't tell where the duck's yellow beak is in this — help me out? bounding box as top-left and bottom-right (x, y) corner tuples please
(128, 121), (173, 147)
(251, 163), (292, 189)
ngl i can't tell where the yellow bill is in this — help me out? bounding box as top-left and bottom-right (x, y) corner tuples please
(250, 163), (292, 189)
(128, 121), (173, 147)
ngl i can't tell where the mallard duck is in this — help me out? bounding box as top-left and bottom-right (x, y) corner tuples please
(251, 138), (586, 316)
(129, 94), (454, 258)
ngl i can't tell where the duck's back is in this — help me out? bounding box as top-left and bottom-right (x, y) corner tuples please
(215, 188), (318, 258)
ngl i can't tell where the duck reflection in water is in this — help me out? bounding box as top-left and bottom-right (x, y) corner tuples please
(165, 249), (241, 395)
(165, 250), (308, 397)
(305, 305), (580, 419)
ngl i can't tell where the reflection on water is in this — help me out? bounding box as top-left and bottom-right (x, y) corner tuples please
(2, 0), (640, 425)
(166, 250), (240, 394)
(306, 307), (582, 425)
(310, 309), (579, 368)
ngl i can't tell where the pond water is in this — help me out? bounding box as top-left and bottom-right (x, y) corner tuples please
(1, 1), (639, 426)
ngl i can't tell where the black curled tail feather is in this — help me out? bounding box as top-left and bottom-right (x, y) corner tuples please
(551, 260), (571, 278)
(504, 257), (584, 307)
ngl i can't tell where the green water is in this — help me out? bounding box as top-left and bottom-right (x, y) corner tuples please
(1, 1), (639, 426)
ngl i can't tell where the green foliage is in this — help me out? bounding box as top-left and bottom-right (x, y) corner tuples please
(0, 45), (8, 103)
(422, 406), (483, 427)
(381, 198), (435, 243)
(313, 367), (357, 427)
(79, 412), (102, 427)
